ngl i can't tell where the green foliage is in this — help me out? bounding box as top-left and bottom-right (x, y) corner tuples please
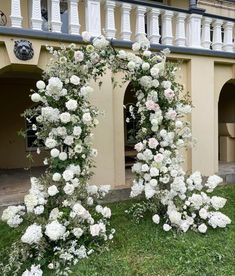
(1, 185), (234, 276)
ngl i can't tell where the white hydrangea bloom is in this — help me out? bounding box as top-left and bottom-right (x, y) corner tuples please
(45, 220), (66, 241)
(21, 224), (43, 244)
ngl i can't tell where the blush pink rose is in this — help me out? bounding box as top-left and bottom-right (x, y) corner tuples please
(148, 138), (159, 149)
(146, 100), (159, 111)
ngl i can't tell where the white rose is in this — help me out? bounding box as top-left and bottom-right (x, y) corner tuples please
(143, 50), (151, 57)
(132, 42), (140, 51)
(60, 112), (71, 124)
(134, 142), (144, 152)
(65, 99), (78, 111)
(82, 31), (91, 42)
(150, 66), (160, 78)
(152, 214), (160, 224)
(73, 126), (82, 136)
(64, 135), (74, 146)
(48, 185), (59, 196)
(70, 75), (80, 85)
(90, 224), (101, 236)
(62, 169), (74, 181)
(163, 224), (172, 232)
(21, 224), (42, 244)
(150, 167), (159, 177)
(59, 152), (67, 161)
(102, 207), (111, 218)
(198, 223), (207, 233)
(52, 173), (61, 182)
(95, 205), (103, 213)
(87, 197), (94, 206)
(34, 205), (44, 215)
(36, 80), (46, 90)
(50, 148), (60, 158)
(142, 62), (150, 71)
(63, 183), (75, 195)
(72, 227), (84, 238)
(24, 194), (38, 212)
(31, 93), (41, 102)
(199, 208), (208, 219)
(82, 113), (92, 124)
(141, 164), (149, 172)
(175, 120), (183, 128)
(74, 50), (84, 62)
(45, 138), (57, 149)
(150, 179), (158, 187)
(127, 61), (136, 71)
(45, 220), (66, 241)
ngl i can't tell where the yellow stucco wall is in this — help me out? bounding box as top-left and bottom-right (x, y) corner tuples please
(0, 33), (234, 187)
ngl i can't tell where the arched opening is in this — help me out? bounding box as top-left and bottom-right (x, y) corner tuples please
(123, 84), (138, 185)
(0, 69), (47, 205)
(218, 79), (235, 175)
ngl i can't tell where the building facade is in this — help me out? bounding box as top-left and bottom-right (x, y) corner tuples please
(0, 0), (235, 191)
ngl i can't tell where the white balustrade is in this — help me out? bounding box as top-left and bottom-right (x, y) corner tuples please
(135, 6), (146, 42)
(223, 21), (234, 52)
(68, 0), (80, 35)
(212, 19), (223, 51)
(6, 0), (235, 54)
(120, 3), (132, 41)
(10, 0), (23, 28)
(161, 10), (174, 46)
(175, 12), (186, 47)
(186, 13), (202, 48)
(31, 0), (43, 30)
(105, 0), (116, 39)
(51, 0), (62, 33)
(201, 17), (212, 49)
(147, 8), (161, 44)
(85, 0), (101, 37)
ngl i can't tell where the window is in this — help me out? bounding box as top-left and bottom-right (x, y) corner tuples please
(25, 116), (42, 150)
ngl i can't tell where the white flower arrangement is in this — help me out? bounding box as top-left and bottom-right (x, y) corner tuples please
(1, 34), (231, 276)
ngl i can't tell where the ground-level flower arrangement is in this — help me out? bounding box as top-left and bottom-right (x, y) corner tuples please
(0, 33), (231, 275)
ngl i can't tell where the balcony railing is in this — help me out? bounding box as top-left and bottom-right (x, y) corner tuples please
(7, 0), (235, 53)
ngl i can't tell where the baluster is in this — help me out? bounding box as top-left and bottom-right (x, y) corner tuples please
(175, 12), (186, 47)
(51, 0), (62, 32)
(201, 17), (212, 49)
(105, 0), (116, 39)
(68, 0), (80, 35)
(135, 5), (146, 42)
(85, 0), (101, 37)
(212, 19), (223, 51)
(161, 10), (174, 46)
(10, 0), (22, 28)
(31, 0), (43, 30)
(186, 13), (202, 48)
(223, 21), (234, 52)
(147, 8), (160, 44)
(120, 3), (132, 41)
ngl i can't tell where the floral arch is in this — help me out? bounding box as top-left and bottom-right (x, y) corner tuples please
(0, 33), (231, 275)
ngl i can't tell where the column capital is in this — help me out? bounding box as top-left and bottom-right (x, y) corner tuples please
(212, 18), (223, 27)
(202, 17), (212, 24)
(121, 3), (132, 11)
(105, 0), (116, 9)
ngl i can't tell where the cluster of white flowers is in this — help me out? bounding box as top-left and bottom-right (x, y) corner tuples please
(121, 36), (231, 234)
(1, 33), (231, 275)
(22, 265), (43, 276)
(1, 34), (115, 276)
(1, 205), (25, 228)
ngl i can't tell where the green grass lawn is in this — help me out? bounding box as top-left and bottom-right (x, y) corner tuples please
(0, 185), (235, 276)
